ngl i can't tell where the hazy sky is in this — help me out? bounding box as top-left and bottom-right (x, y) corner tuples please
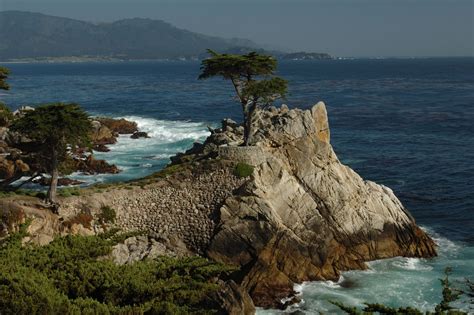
(1, 0), (473, 57)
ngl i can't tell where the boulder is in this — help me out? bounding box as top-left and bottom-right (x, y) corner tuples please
(209, 280), (256, 315)
(222, 118), (238, 130)
(97, 117), (138, 134)
(93, 144), (110, 152)
(0, 127), (8, 140)
(130, 131), (149, 139)
(0, 156), (29, 180)
(110, 235), (193, 265)
(75, 155), (120, 175)
(0, 157), (15, 179)
(90, 120), (116, 145)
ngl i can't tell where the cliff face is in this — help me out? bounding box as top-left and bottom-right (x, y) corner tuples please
(205, 102), (436, 308)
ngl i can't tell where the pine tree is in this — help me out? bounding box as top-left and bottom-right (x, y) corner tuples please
(10, 103), (92, 203)
(199, 50), (287, 145)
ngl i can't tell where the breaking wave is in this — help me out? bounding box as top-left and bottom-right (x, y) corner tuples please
(256, 229), (473, 314)
(71, 116), (210, 185)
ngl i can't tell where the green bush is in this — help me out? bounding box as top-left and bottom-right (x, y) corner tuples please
(58, 187), (81, 197)
(0, 227), (235, 314)
(233, 162), (254, 178)
(99, 206), (116, 224)
(0, 102), (13, 127)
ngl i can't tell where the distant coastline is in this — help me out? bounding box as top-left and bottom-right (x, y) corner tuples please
(2, 55), (472, 64)
(0, 52), (334, 64)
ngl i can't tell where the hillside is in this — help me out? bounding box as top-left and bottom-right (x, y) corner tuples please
(0, 11), (259, 61)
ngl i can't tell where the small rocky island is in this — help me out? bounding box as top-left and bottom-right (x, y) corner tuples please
(1, 102), (436, 312)
(282, 51), (333, 60)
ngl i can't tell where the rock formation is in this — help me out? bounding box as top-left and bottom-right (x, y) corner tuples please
(90, 120), (117, 151)
(96, 117), (138, 134)
(130, 131), (149, 139)
(204, 102), (436, 308)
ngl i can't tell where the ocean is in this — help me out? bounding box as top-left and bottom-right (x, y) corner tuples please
(1, 58), (473, 313)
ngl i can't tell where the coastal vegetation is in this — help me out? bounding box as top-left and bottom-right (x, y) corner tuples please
(98, 205), (117, 224)
(199, 50), (287, 145)
(0, 67), (9, 90)
(0, 224), (235, 314)
(0, 103), (13, 127)
(233, 162), (254, 178)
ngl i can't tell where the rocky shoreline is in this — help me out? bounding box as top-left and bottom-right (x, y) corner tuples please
(0, 102), (437, 311)
(0, 113), (150, 187)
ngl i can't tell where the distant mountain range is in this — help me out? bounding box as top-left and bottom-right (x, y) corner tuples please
(0, 11), (332, 61)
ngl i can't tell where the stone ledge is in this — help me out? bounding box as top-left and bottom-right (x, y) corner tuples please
(218, 146), (267, 166)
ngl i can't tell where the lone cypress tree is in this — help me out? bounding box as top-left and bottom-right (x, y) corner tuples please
(0, 67), (10, 90)
(11, 103), (91, 203)
(199, 50), (287, 145)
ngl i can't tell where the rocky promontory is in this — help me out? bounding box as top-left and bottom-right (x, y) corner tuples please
(204, 102), (437, 307)
(1, 102), (437, 311)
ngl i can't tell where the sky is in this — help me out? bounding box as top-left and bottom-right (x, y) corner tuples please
(0, 0), (473, 57)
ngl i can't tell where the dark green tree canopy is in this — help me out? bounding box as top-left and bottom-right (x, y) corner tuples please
(0, 66), (10, 90)
(11, 103), (91, 161)
(199, 50), (277, 82)
(242, 77), (288, 108)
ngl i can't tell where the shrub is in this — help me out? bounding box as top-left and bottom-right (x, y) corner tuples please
(155, 164), (183, 178)
(63, 212), (93, 229)
(0, 204), (25, 237)
(58, 187), (81, 197)
(98, 206), (116, 224)
(0, 102), (13, 127)
(0, 229), (235, 314)
(233, 162), (254, 178)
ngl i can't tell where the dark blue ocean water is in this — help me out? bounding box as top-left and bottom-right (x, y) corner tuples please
(1, 59), (473, 313)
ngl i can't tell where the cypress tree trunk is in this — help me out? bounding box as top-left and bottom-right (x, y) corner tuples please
(47, 152), (59, 204)
(243, 102), (257, 146)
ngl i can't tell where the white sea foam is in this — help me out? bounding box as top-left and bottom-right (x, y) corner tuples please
(319, 277), (344, 289)
(392, 257), (433, 271)
(280, 227), (474, 315)
(421, 226), (462, 256)
(293, 282), (308, 295)
(120, 115), (210, 143)
(78, 115), (210, 184)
